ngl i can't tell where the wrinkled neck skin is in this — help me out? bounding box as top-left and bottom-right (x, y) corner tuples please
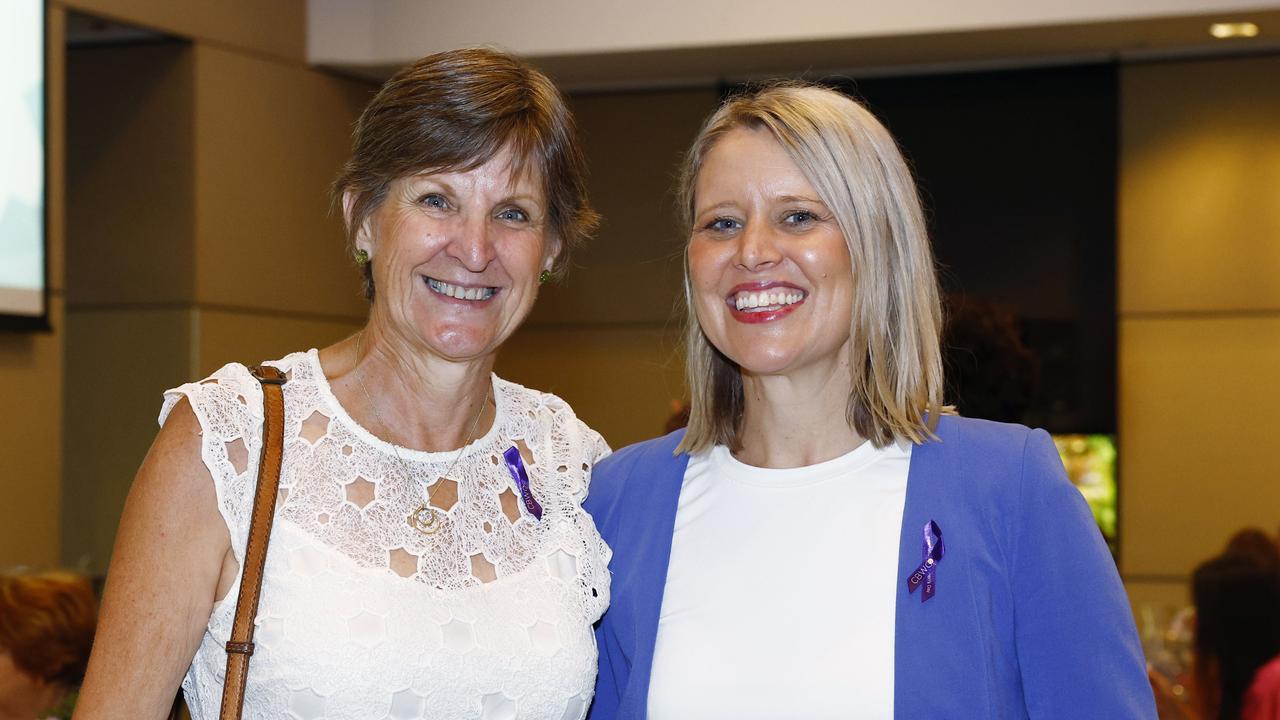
(734, 348), (866, 470)
(320, 316), (497, 453)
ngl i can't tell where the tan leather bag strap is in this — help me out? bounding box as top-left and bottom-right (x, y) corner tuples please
(219, 364), (287, 720)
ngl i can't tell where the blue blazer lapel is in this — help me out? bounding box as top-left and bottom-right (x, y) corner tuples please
(893, 417), (993, 718)
(617, 432), (689, 717)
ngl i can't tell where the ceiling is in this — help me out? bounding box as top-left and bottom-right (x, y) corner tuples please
(315, 7), (1280, 91)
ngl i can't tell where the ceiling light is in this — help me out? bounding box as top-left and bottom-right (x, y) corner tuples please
(1209, 22), (1260, 39)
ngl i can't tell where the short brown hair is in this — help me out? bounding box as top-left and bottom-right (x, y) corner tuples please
(0, 571), (97, 686)
(334, 47), (599, 299)
(677, 83), (947, 454)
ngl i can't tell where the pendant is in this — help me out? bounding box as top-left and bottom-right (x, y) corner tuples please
(407, 504), (442, 535)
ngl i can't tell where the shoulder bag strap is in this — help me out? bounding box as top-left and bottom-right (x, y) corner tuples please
(218, 364), (287, 720)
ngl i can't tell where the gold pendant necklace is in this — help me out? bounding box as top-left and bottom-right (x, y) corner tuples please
(352, 332), (490, 536)
(406, 504), (443, 535)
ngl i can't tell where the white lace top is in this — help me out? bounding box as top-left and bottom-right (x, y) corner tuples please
(160, 350), (612, 720)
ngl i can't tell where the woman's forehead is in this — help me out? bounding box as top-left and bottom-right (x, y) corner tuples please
(400, 151), (544, 197)
(694, 129), (818, 205)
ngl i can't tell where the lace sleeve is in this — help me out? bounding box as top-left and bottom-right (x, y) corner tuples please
(540, 393), (611, 503)
(530, 390), (612, 622)
(593, 430), (612, 465)
(158, 363), (265, 563)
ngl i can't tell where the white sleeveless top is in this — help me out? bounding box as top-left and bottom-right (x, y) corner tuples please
(160, 350), (612, 720)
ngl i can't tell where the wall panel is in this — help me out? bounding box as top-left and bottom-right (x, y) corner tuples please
(1117, 55), (1280, 604)
(0, 296), (64, 568)
(60, 308), (192, 573)
(1119, 315), (1280, 577)
(495, 325), (686, 449)
(529, 90), (716, 328)
(192, 44), (372, 318)
(1120, 55), (1280, 315)
(60, 0), (306, 62)
(195, 308), (360, 376)
(65, 42), (194, 306)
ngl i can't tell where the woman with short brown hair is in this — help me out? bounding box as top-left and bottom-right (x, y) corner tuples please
(78, 48), (611, 719)
(0, 571), (96, 720)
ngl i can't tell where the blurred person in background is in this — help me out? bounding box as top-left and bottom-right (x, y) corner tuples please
(941, 293), (1039, 425)
(0, 571), (97, 720)
(1155, 531), (1280, 720)
(586, 83), (1155, 718)
(77, 48), (611, 719)
(1224, 527), (1280, 565)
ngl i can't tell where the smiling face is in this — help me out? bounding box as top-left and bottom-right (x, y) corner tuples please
(688, 126), (855, 378)
(354, 146), (555, 364)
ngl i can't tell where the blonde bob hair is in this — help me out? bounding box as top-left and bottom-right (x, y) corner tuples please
(676, 83), (946, 455)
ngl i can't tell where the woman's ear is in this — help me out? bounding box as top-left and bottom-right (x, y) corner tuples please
(343, 190), (373, 255)
(543, 236), (563, 275)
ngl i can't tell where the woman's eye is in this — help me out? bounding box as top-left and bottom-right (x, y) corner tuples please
(705, 217), (742, 232)
(497, 207), (528, 222)
(419, 193), (449, 209)
(783, 210), (817, 225)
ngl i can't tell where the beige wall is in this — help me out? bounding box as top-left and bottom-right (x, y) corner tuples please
(64, 42), (194, 308)
(191, 43), (372, 322)
(47, 0), (372, 574)
(63, 0), (306, 62)
(1118, 54), (1280, 610)
(0, 298), (64, 568)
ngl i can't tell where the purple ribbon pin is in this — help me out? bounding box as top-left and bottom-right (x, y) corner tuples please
(502, 446), (543, 520)
(906, 520), (945, 603)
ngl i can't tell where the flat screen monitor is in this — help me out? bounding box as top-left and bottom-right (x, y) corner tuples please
(0, 1), (47, 329)
(1052, 434), (1118, 555)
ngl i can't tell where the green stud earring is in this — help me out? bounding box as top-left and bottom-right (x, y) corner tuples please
(355, 249), (370, 267)
(538, 270), (551, 285)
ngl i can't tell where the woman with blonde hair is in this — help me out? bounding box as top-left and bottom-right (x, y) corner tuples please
(585, 83), (1154, 718)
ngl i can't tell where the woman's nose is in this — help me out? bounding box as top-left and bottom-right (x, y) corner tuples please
(448, 215), (498, 272)
(734, 222), (781, 272)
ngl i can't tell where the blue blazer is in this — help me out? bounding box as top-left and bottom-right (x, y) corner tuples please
(585, 416), (1156, 719)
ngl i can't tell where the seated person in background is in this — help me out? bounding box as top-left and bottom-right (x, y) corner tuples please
(0, 571), (97, 720)
(1193, 540), (1280, 720)
(1224, 527), (1280, 566)
(1155, 532), (1280, 720)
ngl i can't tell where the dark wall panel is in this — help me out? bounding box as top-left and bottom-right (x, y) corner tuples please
(839, 65), (1118, 433)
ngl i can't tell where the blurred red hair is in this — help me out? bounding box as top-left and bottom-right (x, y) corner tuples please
(0, 571), (97, 686)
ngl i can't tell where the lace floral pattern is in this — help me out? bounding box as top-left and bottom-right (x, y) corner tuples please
(160, 350), (611, 719)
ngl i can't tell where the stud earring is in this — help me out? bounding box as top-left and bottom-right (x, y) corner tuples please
(355, 249), (370, 267)
(538, 270), (551, 285)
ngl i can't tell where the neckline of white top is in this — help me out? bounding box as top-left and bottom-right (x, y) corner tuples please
(704, 438), (911, 488)
(303, 347), (508, 464)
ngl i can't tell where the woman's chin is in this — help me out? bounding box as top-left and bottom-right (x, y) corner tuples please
(414, 327), (503, 363)
(728, 343), (850, 380)
(727, 349), (805, 378)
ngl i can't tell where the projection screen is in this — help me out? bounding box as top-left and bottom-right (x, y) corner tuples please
(0, 1), (47, 328)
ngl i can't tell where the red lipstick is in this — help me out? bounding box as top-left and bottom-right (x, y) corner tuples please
(724, 281), (806, 324)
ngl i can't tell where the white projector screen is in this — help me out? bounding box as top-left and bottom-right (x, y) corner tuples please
(0, 1), (46, 327)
